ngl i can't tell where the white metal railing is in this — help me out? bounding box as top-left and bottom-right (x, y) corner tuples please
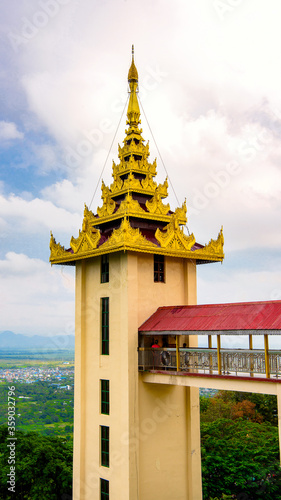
(138, 348), (281, 378)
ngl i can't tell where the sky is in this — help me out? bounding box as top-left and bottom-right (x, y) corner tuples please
(0, 0), (281, 337)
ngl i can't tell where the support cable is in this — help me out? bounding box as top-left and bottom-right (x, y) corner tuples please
(88, 95), (129, 210)
(138, 97), (190, 235)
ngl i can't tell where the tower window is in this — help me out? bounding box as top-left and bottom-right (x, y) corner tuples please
(101, 380), (110, 415)
(101, 298), (109, 355)
(100, 478), (109, 499)
(101, 426), (110, 467)
(154, 255), (165, 282)
(101, 254), (109, 283)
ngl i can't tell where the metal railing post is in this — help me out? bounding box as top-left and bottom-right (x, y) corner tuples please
(217, 335), (222, 375)
(208, 335), (213, 374)
(264, 334), (270, 378)
(249, 334), (254, 377)
(176, 336), (180, 371)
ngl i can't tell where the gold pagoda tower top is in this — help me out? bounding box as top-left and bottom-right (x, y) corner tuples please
(50, 49), (224, 265)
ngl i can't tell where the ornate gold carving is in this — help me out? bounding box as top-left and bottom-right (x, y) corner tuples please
(155, 215), (196, 251)
(113, 156), (156, 180)
(119, 141), (149, 161)
(97, 182), (116, 217)
(199, 227), (224, 257)
(149, 158), (157, 176)
(82, 204), (97, 226)
(146, 188), (170, 215)
(158, 177), (169, 198)
(49, 51), (224, 266)
(123, 172), (142, 191)
(141, 172), (157, 191)
(174, 200), (187, 224)
(116, 193), (145, 216)
(110, 173), (123, 194)
(70, 205), (101, 254)
(101, 217), (157, 250)
(49, 232), (69, 261)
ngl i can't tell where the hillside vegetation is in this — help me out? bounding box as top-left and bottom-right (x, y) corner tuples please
(0, 367), (280, 499)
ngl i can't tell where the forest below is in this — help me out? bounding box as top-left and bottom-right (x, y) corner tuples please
(0, 380), (280, 499)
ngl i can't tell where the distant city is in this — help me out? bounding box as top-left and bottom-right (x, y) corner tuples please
(0, 364), (74, 385)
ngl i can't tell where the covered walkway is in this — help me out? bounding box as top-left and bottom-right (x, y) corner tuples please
(138, 300), (281, 467)
(138, 300), (281, 379)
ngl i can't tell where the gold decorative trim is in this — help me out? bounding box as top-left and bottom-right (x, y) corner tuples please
(100, 217), (157, 251)
(123, 172), (142, 191)
(174, 200), (187, 225)
(115, 193), (145, 216)
(158, 177), (169, 198)
(118, 142), (149, 161)
(196, 227), (224, 258)
(155, 214), (196, 251)
(49, 232), (70, 262)
(113, 157), (156, 178)
(70, 229), (100, 254)
(89, 210), (175, 227)
(97, 182), (116, 217)
(141, 172), (157, 192)
(146, 188), (170, 215)
(110, 171), (123, 193)
(70, 206), (101, 254)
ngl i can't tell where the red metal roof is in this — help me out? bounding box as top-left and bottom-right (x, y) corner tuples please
(139, 300), (281, 334)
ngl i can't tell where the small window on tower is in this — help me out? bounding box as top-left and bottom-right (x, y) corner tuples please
(101, 425), (109, 467)
(101, 255), (109, 283)
(101, 379), (110, 415)
(154, 255), (165, 283)
(100, 478), (109, 499)
(101, 298), (109, 355)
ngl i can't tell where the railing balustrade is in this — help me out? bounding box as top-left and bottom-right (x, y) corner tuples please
(138, 348), (281, 379)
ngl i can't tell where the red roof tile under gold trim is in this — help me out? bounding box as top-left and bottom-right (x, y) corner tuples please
(139, 301), (281, 334)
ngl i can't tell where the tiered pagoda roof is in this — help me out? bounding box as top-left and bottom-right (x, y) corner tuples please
(49, 49), (224, 265)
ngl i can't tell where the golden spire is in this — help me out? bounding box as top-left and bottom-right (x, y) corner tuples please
(49, 49), (224, 266)
(128, 45), (138, 82)
(127, 45), (140, 125)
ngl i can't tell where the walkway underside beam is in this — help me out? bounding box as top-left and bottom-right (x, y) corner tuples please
(141, 372), (281, 395)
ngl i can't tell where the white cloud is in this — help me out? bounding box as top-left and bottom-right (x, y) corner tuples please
(198, 264), (281, 306)
(0, 252), (74, 335)
(0, 193), (81, 235)
(0, 121), (23, 141)
(31, 142), (61, 175)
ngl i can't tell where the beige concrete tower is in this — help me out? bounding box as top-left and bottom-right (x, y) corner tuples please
(50, 48), (224, 500)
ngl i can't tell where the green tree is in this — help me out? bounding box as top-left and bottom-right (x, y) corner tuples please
(200, 391), (264, 424)
(201, 419), (281, 499)
(0, 426), (72, 499)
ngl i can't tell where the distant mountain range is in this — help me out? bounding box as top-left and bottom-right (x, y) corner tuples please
(0, 331), (75, 350)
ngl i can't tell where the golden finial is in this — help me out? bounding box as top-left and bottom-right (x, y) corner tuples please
(128, 44), (138, 82)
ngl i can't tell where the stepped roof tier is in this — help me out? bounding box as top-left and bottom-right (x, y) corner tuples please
(50, 49), (224, 266)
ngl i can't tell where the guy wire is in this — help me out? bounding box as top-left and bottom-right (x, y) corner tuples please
(88, 95), (129, 210)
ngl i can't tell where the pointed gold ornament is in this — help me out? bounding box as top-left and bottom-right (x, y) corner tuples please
(49, 49), (224, 265)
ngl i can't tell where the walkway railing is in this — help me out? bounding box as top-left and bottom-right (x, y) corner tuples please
(138, 348), (281, 379)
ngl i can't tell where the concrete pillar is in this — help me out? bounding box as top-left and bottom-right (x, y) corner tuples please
(186, 386), (203, 500)
(277, 384), (281, 465)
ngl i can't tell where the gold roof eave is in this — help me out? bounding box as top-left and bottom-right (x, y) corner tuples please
(50, 217), (224, 265)
(50, 246), (224, 266)
(90, 211), (178, 227)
